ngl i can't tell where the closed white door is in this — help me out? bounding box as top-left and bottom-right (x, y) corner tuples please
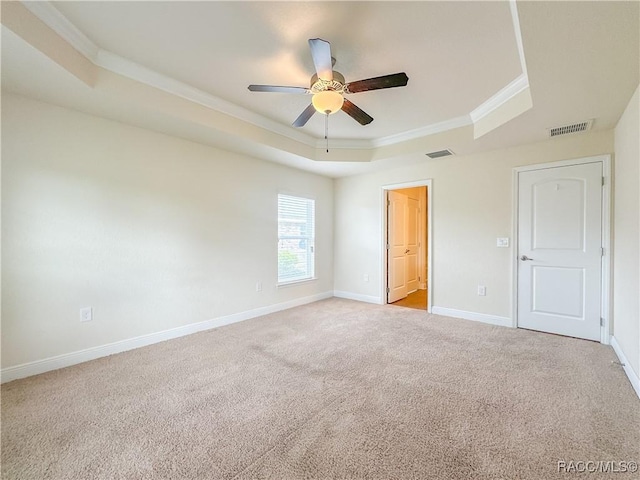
(388, 191), (408, 303)
(406, 197), (420, 292)
(517, 162), (602, 341)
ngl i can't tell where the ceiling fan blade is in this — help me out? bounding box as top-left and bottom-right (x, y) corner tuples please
(342, 99), (373, 125)
(346, 72), (409, 93)
(292, 104), (316, 127)
(248, 85), (309, 94)
(308, 38), (333, 81)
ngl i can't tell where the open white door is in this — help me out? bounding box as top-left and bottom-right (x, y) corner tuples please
(517, 162), (603, 341)
(388, 191), (408, 303)
(406, 197), (420, 293)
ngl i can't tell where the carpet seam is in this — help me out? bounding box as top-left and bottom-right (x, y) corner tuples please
(228, 391), (349, 479)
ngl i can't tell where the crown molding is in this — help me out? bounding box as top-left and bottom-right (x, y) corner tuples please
(99, 51), (318, 147)
(509, 0), (528, 78)
(372, 115), (473, 148)
(19, 1), (318, 148)
(21, 0), (100, 60)
(469, 73), (529, 123)
(19, 0), (531, 153)
(310, 115), (474, 150)
(94, 50), (318, 147)
(468, 1), (530, 124)
(309, 114), (474, 150)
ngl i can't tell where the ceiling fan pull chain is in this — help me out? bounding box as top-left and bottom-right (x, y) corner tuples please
(325, 112), (329, 153)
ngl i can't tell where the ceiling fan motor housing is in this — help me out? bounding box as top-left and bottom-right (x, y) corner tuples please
(310, 72), (346, 94)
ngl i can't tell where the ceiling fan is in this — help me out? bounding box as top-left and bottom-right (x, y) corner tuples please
(248, 38), (409, 128)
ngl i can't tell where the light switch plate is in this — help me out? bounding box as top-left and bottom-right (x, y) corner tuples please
(496, 237), (510, 248)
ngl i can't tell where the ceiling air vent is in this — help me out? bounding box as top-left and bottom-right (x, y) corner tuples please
(425, 149), (454, 159)
(547, 119), (593, 138)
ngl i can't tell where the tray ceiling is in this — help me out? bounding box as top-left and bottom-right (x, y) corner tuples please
(50, 1), (522, 141)
(2, 1), (638, 177)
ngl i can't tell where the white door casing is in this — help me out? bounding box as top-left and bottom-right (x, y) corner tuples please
(382, 179), (433, 312)
(419, 189), (428, 290)
(388, 191), (408, 303)
(517, 162), (603, 341)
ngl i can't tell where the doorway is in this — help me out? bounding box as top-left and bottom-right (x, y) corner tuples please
(513, 156), (611, 343)
(383, 181), (432, 311)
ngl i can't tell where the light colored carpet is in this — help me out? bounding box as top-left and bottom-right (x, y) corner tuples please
(391, 289), (427, 310)
(2, 298), (638, 479)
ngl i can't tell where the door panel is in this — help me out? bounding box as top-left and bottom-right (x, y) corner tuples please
(391, 257), (406, 289)
(531, 266), (584, 317)
(406, 198), (419, 292)
(388, 191), (408, 302)
(532, 179), (585, 250)
(518, 162), (602, 341)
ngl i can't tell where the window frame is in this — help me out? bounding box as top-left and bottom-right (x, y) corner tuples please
(277, 193), (316, 286)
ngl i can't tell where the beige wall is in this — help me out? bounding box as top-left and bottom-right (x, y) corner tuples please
(334, 130), (614, 318)
(613, 85), (640, 376)
(3, 89), (634, 375)
(1, 93), (334, 368)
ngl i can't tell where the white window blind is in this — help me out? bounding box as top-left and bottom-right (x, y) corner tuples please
(278, 194), (315, 284)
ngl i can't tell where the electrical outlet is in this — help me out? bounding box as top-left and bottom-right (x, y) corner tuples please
(477, 285), (486, 296)
(363, 274), (369, 282)
(80, 307), (93, 322)
(256, 281), (262, 292)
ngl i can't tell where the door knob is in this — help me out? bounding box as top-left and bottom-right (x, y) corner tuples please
(405, 249), (410, 254)
(520, 255), (533, 261)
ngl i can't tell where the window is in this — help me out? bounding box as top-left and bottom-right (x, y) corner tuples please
(278, 194), (315, 284)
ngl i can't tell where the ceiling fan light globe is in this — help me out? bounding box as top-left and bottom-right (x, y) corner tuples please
(312, 91), (344, 114)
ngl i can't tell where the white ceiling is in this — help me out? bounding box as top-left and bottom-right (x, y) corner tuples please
(50, 1), (522, 140)
(2, 1), (639, 177)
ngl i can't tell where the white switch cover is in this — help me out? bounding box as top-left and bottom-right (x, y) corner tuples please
(477, 286), (486, 296)
(363, 274), (369, 282)
(256, 281), (262, 292)
(496, 237), (510, 248)
(80, 307), (93, 322)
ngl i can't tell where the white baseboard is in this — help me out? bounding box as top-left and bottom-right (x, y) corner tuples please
(1, 291), (333, 384)
(610, 336), (640, 400)
(431, 306), (512, 328)
(333, 290), (383, 305)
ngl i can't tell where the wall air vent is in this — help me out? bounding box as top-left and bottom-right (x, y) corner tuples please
(547, 119), (593, 138)
(425, 149), (454, 159)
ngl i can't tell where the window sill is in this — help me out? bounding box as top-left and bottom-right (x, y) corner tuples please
(277, 277), (318, 288)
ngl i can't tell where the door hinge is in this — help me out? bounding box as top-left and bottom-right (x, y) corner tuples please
(386, 287), (390, 294)
(601, 247), (605, 256)
(600, 317), (604, 326)
(386, 243), (390, 250)
(602, 176), (605, 186)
